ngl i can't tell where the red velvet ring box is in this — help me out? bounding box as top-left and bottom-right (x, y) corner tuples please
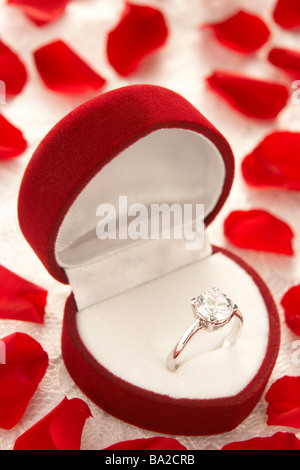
(18, 85), (280, 436)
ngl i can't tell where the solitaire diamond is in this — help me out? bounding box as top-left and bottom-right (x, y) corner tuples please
(191, 287), (237, 330)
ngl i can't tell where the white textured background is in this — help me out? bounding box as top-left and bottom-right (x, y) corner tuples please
(0, 0), (300, 450)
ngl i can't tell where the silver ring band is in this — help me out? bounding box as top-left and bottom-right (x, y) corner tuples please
(167, 288), (243, 372)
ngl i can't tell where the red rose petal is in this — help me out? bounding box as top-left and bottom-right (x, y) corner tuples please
(204, 10), (270, 53)
(0, 333), (48, 430)
(14, 397), (92, 450)
(281, 285), (300, 336)
(242, 132), (300, 191)
(224, 209), (294, 256)
(273, 0), (300, 30)
(0, 115), (27, 160)
(222, 432), (300, 450)
(0, 40), (27, 97)
(207, 71), (289, 119)
(105, 437), (187, 451)
(0, 265), (47, 323)
(107, 1), (168, 76)
(6, 0), (71, 26)
(268, 47), (300, 79)
(34, 40), (106, 94)
(266, 376), (300, 429)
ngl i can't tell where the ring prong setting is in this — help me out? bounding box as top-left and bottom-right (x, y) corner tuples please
(191, 287), (238, 332)
(167, 288), (243, 372)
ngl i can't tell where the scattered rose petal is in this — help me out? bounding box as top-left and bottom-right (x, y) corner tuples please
(0, 40), (27, 97)
(6, 0), (72, 26)
(107, 1), (168, 76)
(105, 437), (187, 451)
(0, 265), (47, 323)
(242, 131), (300, 191)
(242, 132), (300, 191)
(273, 0), (300, 30)
(34, 40), (106, 93)
(0, 115), (27, 160)
(207, 71), (289, 119)
(222, 432), (300, 450)
(281, 285), (300, 336)
(203, 10), (270, 53)
(0, 333), (48, 430)
(266, 376), (300, 429)
(268, 47), (300, 79)
(14, 397), (92, 450)
(224, 209), (294, 256)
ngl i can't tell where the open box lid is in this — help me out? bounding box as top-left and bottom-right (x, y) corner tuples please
(18, 85), (234, 287)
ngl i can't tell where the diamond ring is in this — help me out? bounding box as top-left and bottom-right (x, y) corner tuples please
(166, 287), (243, 372)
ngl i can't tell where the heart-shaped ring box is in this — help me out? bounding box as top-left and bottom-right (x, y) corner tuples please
(18, 85), (280, 436)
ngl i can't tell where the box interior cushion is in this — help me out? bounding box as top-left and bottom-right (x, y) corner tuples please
(76, 251), (270, 400)
(55, 128), (226, 308)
